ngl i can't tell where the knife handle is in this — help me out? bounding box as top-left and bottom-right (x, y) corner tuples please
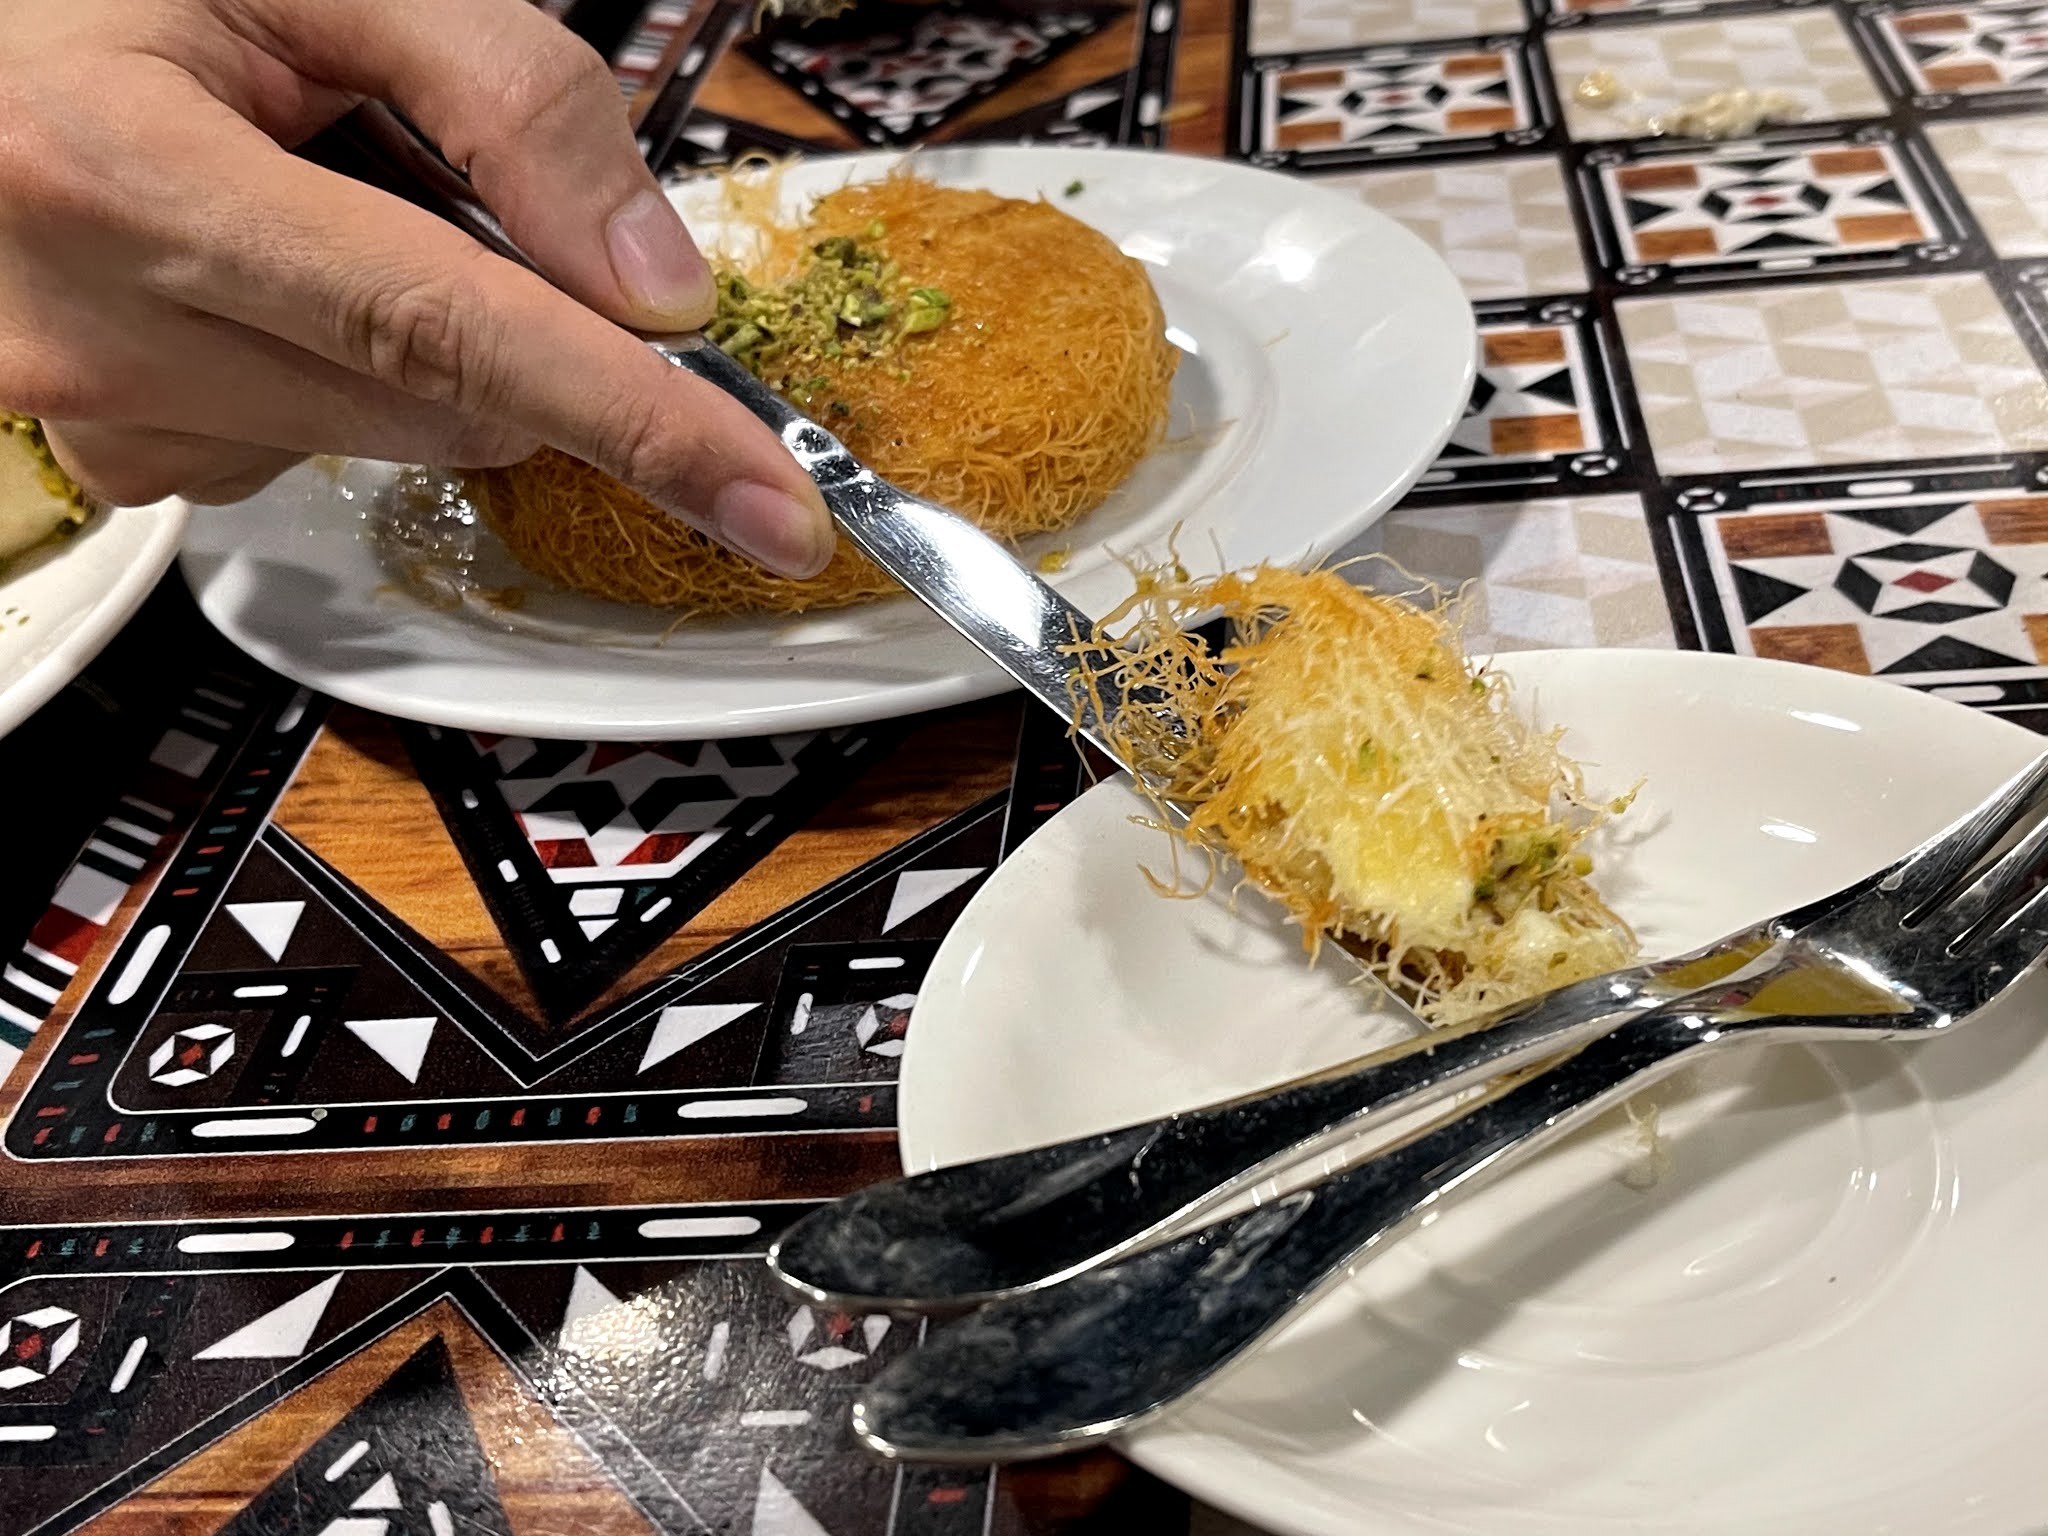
(331, 102), (535, 272)
(849, 1005), (1713, 1461)
(765, 932), (1777, 1313)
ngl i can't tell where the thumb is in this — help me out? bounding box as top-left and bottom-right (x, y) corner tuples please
(244, 0), (717, 331)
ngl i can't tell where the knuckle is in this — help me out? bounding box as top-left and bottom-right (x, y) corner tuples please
(0, 87), (130, 231)
(340, 259), (505, 414)
(499, 34), (615, 146)
(587, 389), (681, 494)
(445, 31), (615, 177)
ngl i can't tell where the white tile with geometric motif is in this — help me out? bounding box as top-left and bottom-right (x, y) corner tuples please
(1696, 492), (2048, 679)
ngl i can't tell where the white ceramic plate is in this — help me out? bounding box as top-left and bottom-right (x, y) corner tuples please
(0, 497), (190, 740)
(178, 145), (1473, 740)
(901, 649), (2048, 1536)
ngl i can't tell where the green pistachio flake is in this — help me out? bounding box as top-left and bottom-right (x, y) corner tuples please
(1064, 178), (1085, 196)
(704, 234), (955, 400)
(716, 322), (764, 357)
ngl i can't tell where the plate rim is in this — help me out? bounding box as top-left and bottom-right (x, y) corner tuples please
(0, 495), (192, 740)
(896, 646), (2044, 1536)
(178, 143), (1476, 741)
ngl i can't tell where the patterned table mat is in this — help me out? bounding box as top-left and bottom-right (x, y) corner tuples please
(9, 0), (2048, 1530)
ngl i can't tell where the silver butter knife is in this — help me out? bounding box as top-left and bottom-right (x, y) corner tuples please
(333, 100), (1142, 758)
(764, 934), (1768, 1315)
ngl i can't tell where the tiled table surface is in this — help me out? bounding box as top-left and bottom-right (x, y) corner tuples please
(7, 0), (2048, 1531)
(1242, 0), (2048, 721)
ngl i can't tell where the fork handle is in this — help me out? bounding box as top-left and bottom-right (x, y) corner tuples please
(768, 947), (1767, 1313)
(849, 1006), (1719, 1461)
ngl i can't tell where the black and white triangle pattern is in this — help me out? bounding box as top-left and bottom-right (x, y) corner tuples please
(218, 1337), (513, 1536)
(747, 0), (1117, 146)
(405, 723), (897, 1023)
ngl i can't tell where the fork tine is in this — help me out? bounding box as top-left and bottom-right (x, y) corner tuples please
(1920, 801), (2048, 946)
(1952, 853), (2048, 992)
(1884, 750), (2048, 913)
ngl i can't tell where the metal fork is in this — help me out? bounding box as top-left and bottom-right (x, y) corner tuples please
(769, 932), (1778, 1315)
(844, 748), (2048, 1462)
(766, 752), (2035, 1317)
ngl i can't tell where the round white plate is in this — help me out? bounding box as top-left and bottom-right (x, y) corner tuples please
(179, 145), (1473, 740)
(901, 649), (2048, 1536)
(0, 497), (190, 740)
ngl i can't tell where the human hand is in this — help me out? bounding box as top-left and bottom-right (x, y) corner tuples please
(0, 0), (834, 577)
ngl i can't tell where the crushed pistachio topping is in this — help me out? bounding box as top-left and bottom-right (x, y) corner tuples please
(2, 413), (90, 524)
(706, 232), (953, 412)
(1474, 822), (1598, 916)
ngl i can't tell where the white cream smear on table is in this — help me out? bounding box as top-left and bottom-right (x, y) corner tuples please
(1574, 69), (1802, 139)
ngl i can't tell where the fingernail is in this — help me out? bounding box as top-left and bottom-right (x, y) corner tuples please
(607, 189), (715, 325)
(710, 481), (835, 580)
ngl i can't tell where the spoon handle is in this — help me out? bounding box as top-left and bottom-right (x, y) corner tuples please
(646, 337), (1136, 756)
(849, 1006), (1712, 1463)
